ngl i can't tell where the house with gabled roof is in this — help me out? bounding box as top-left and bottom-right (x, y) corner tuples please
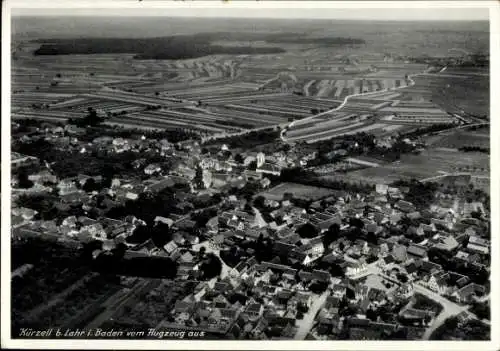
(427, 271), (450, 295)
(163, 240), (179, 256)
(455, 250), (470, 262)
(312, 269), (331, 283)
(417, 260), (442, 276)
(452, 283), (486, 304)
(299, 236), (325, 258)
(431, 234), (459, 252)
(407, 244), (427, 260)
(392, 244), (408, 263)
(467, 236), (489, 255)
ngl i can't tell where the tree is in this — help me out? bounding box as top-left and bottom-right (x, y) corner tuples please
(366, 231), (378, 245)
(443, 316), (459, 331)
(253, 195), (266, 210)
(194, 165), (205, 189)
(328, 262), (345, 278)
(366, 308), (378, 321)
(309, 281), (329, 294)
(349, 217), (365, 229)
(471, 208), (482, 219)
(296, 222), (319, 239)
(396, 273), (409, 283)
(82, 178), (99, 192)
(200, 253), (222, 279)
(323, 223), (341, 248)
(234, 154), (244, 164)
(346, 287), (355, 300)
(248, 160), (257, 171)
(470, 301), (490, 320)
(16, 168), (34, 189)
(127, 224), (152, 245)
(151, 222), (171, 248)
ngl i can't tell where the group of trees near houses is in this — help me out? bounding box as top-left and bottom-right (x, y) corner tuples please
(15, 166), (35, 189)
(427, 246), (489, 286)
(203, 128), (280, 149)
(127, 221), (172, 247)
(392, 179), (439, 210)
(68, 107), (105, 127)
(277, 167), (374, 194)
(295, 218), (379, 249)
(107, 185), (190, 224)
(431, 316), (489, 340)
(16, 194), (86, 222)
(13, 133), (172, 180)
(399, 123), (456, 139)
(80, 125), (199, 143)
(94, 248), (178, 279)
(309, 131), (419, 164)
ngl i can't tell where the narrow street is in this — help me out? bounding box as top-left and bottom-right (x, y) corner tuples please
(294, 290), (329, 340)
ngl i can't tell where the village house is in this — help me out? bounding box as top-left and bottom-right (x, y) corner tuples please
(256, 162), (282, 176)
(392, 244), (408, 263)
(467, 235), (489, 255)
(57, 178), (79, 195)
(452, 283), (486, 304)
(299, 236), (325, 258)
(407, 244), (427, 260)
(431, 234), (459, 252)
(345, 260), (368, 278)
(144, 163), (162, 176)
(12, 207), (38, 222)
(427, 271), (451, 295)
(28, 170), (58, 184)
(395, 200), (416, 213)
(393, 282), (414, 301)
(112, 138), (131, 153)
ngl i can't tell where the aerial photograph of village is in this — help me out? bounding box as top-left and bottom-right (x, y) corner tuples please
(7, 4), (492, 343)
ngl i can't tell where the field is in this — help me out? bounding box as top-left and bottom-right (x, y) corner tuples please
(258, 182), (338, 201)
(12, 17), (489, 143)
(281, 66), (472, 143)
(426, 127), (490, 149)
(325, 148), (490, 185)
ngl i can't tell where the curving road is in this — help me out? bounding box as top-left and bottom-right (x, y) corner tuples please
(280, 72), (421, 143)
(414, 284), (470, 340)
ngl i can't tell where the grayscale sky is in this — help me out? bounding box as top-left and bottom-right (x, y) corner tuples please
(11, 6), (489, 21)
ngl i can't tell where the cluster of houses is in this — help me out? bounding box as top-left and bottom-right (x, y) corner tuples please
(10, 121), (491, 340)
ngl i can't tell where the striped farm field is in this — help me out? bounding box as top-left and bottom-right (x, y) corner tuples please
(337, 148), (490, 185)
(427, 129), (490, 149)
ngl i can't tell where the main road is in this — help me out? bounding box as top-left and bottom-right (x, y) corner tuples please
(414, 284), (471, 340)
(294, 290), (329, 340)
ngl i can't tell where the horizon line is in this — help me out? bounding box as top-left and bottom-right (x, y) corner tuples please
(11, 14), (490, 22)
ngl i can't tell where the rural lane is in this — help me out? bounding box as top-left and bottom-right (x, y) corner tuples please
(281, 71), (421, 144)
